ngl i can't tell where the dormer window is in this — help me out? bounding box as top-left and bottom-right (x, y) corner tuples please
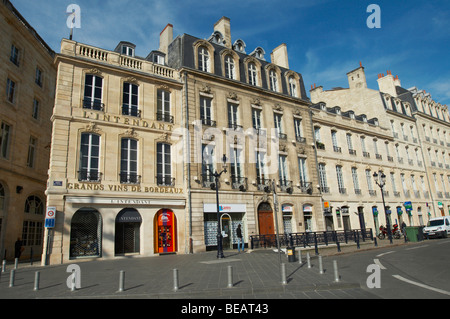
(147, 51), (166, 65)
(250, 47), (265, 60)
(233, 39), (246, 53)
(209, 31), (225, 45)
(115, 42), (136, 57)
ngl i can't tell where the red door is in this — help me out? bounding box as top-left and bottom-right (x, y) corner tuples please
(155, 209), (177, 253)
(258, 211), (275, 235)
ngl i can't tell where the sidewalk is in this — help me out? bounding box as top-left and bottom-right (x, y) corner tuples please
(0, 238), (410, 299)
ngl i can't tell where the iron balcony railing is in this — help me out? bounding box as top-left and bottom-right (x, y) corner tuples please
(298, 181), (312, 194)
(231, 176), (248, 191)
(83, 99), (105, 111)
(119, 173), (141, 184)
(201, 118), (216, 127)
(122, 107), (141, 118)
(156, 112), (174, 123)
(201, 173), (219, 189)
(78, 170), (102, 182)
(156, 176), (175, 187)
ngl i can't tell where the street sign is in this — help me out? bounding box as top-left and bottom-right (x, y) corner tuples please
(45, 218), (55, 228)
(45, 207), (56, 228)
(404, 201), (413, 211)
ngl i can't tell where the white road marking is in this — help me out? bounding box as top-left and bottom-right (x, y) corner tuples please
(373, 259), (387, 270)
(406, 245), (429, 251)
(393, 275), (450, 296)
(376, 251), (395, 257)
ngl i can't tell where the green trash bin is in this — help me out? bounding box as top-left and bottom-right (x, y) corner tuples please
(405, 227), (423, 242)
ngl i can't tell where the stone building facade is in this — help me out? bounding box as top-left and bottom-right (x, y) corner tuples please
(44, 39), (184, 264)
(0, 0), (55, 260)
(310, 65), (449, 231)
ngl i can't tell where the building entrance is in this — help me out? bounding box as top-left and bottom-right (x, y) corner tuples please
(258, 202), (274, 235)
(155, 209), (177, 254)
(115, 208), (141, 255)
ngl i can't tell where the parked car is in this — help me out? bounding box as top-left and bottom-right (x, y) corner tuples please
(423, 217), (450, 239)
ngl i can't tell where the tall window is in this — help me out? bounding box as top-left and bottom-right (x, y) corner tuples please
(332, 130), (340, 152)
(336, 165), (345, 194)
(122, 82), (139, 117)
(0, 122), (11, 159)
(294, 118), (303, 142)
(202, 144), (215, 187)
(6, 78), (16, 103)
(400, 173), (408, 194)
(274, 113), (284, 138)
(269, 70), (278, 91)
(252, 108), (262, 130)
(10, 44), (20, 66)
(352, 167), (360, 194)
(0, 183), (4, 211)
(298, 157), (308, 184)
(289, 76), (297, 97)
(230, 147), (243, 183)
(157, 143), (172, 186)
(157, 89), (172, 123)
(256, 151), (267, 184)
(228, 103), (239, 129)
(346, 134), (353, 151)
(391, 173), (398, 193)
(248, 62), (258, 86)
(120, 138), (138, 184)
(318, 163), (328, 193)
(366, 169), (374, 192)
(83, 74), (103, 110)
(278, 155), (289, 186)
(200, 96), (213, 126)
(224, 55), (235, 80)
(198, 47), (210, 72)
(79, 133), (101, 182)
(32, 98), (40, 119)
(35, 67), (43, 87)
(22, 221), (43, 246)
(26, 136), (37, 168)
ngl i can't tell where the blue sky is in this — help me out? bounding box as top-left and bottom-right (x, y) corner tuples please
(11, 0), (450, 106)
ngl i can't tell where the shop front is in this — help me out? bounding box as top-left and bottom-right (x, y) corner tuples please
(203, 204), (246, 251)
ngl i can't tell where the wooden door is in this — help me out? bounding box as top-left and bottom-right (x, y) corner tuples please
(258, 211), (275, 235)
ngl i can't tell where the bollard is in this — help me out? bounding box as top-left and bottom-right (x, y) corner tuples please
(2, 260), (6, 272)
(173, 269), (179, 292)
(118, 270), (125, 292)
(318, 255), (324, 274)
(298, 250), (303, 265)
(227, 265), (233, 288)
(333, 260), (340, 282)
(306, 252), (311, 269)
(9, 269), (15, 288)
(34, 272), (40, 291)
(281, 263), (287, 285)
(14, 258), (18, 269)
(374, 236), (378, 247)
(336, 239), (341, 252)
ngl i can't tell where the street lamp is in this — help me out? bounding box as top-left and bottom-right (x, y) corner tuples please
(373, 171), (393, 244)
(205, 154), (228, 259)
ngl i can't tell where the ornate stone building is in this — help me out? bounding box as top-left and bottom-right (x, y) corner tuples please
(165, 17), (323, 253)
(0, 0), (55, 260)
(310, 65), (449, 231)
(44, 39), (184, 264)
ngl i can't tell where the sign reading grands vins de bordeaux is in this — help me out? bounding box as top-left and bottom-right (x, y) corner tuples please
(67, 182), (183, 194)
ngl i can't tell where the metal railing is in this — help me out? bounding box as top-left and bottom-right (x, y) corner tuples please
(250, 229), (374, 251)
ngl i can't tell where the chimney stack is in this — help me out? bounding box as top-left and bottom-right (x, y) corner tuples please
(159, 23), (173, 55)
(214, 17), (232, 48)
(271, 43), (289, 69)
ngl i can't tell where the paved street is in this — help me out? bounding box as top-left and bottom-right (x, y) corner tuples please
(0, 237), (448, 305)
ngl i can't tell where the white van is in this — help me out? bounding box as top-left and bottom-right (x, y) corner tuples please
(423, 216), (450, 239)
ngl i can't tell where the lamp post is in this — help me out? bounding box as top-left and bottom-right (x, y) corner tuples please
(373, 171), (393, 244)
(205, 154), (228, 259)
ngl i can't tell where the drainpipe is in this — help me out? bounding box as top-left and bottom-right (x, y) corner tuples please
(308, 108), (325, 231)
(183, 71), (193, 253)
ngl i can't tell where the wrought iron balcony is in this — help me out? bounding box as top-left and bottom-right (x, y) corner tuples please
(369, 190), (377, 196)
(376, 154), (383, 160)
(231, 176), (248, 191)
(228, 123), (243, 130)
(387, 156), (394, 162)
(363, 152), (370, 158)
(296, 136), (306, 143)
(120, 173), (141, 184)
(201, 118), (216, 127)
(333, 146), (342, 153)
(316, 142), (325, 150)
(354, 189), (362, 195)
(156, 176), (175, 187)
(338, 187), (347, 194)
(297, 181), (312, 194)
(256, 177), (271, 192)
(78, 170), (102, 182)
(83, 99), (104, 111)
(349, 149), (356, 156)
(278, 179), (293, 193)
(320, 186), (330, 194)
(201, 173), (218, 189)
(156, 112), (174, 123)
(122, 107), (141, 117)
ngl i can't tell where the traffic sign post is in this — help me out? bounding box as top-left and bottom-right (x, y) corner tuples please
(45, 207), (56, 228)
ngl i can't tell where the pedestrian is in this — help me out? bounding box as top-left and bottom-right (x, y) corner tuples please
(15, 238), (24, 259)
(236, 224), (244, 252)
